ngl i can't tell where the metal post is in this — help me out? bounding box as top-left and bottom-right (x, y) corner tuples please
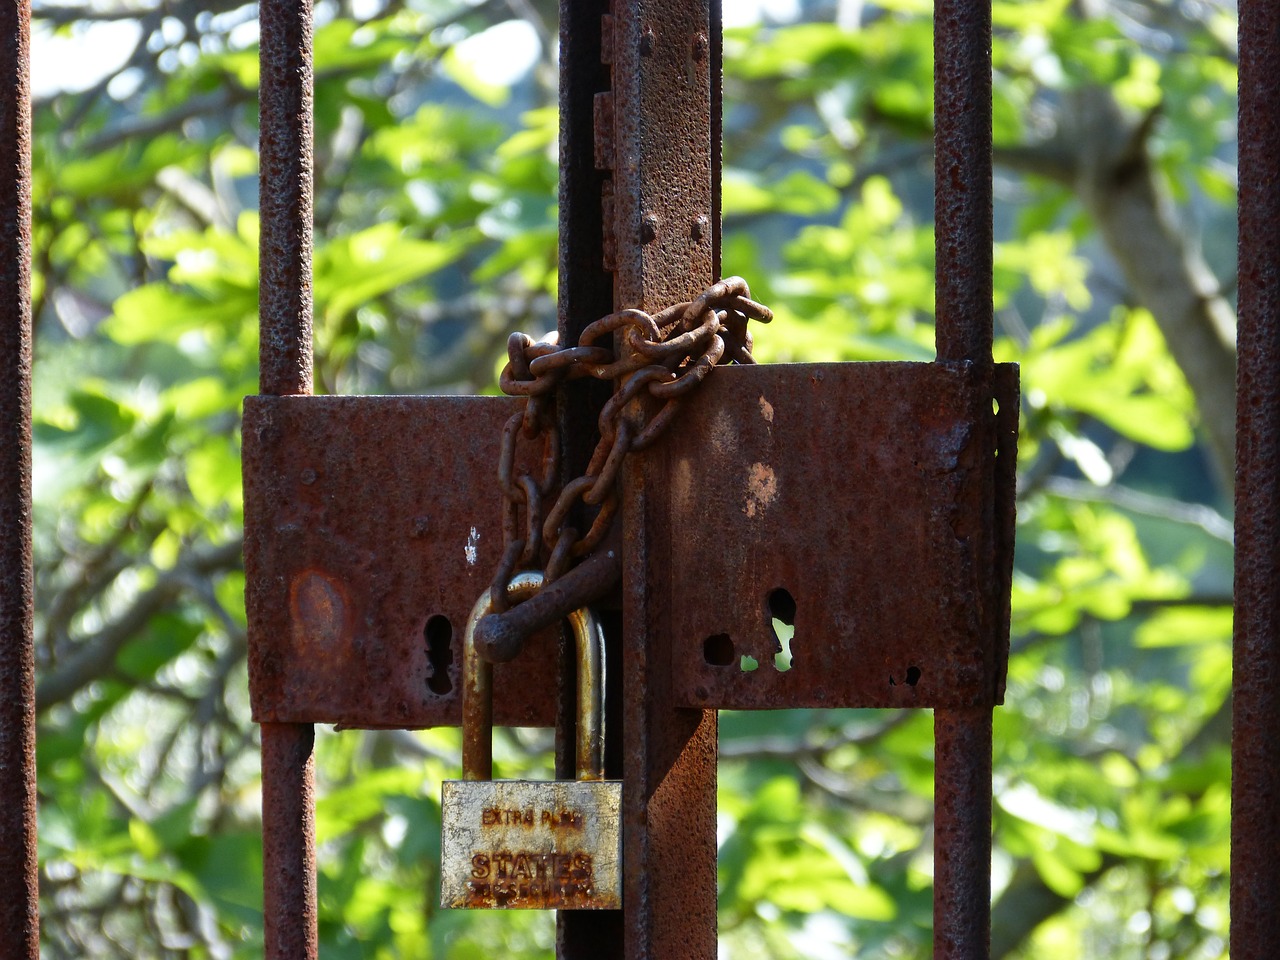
(934, 0), (994, 364)
(1233, 3), (1280, 956)
(612, 1), (721, 957)
(933, 708), (993, 958)
(258, 0), (318, 954)
(932, 0), (994, 956)
(260, 724), (318, 958)
(0, 0), (37, 955)
(259, 0), (315, 400)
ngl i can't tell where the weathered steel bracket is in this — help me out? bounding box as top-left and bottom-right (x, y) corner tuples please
(241, 360), (1016, 727)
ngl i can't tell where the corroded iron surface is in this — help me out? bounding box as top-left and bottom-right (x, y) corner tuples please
(934, 0), (993, 367)
(260, 723), (317, 959)
(242, 394), (561, 728)
(0, 0), (37, 954)
(256, 0), (319, 950)
(440, 780), (623, 909)
(932, 0), (998, 950)
(611, 1), (723, 955)
(1234, 2), (1280, 956)
(258, 0), (314, 398)
(659, 361), (1016, 711)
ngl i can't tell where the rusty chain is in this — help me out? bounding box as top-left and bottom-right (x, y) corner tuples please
(488, 276), (772, 619)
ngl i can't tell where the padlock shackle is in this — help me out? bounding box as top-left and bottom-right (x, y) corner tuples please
(461, 571), (606, 782)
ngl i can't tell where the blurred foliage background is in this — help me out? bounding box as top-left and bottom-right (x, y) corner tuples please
(30, 0), (1238, 956)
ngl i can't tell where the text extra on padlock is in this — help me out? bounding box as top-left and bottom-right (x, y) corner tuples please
(440, 571), (622, 910)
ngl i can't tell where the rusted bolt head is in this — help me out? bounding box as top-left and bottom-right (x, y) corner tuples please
(641, 214), (659, 244)
(300, 467), (317, 485)
(691, 215), (709, 241)
(640, 26), (655, 56)
(692, 33), (708, 61)
(474, 613), (524, 664)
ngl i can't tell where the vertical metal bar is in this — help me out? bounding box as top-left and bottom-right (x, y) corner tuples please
(1233, 4), (1280, 957)
(932, 0), (994, 957)
(710, 0), (722, 284)
(557, 1), (624, 952)
(933, 0), (993, 363)
(933, 709), (993, 958)
(260, 724), (318, 959)
(259, 0), (315, 400)
(0, 0), (37, 955)
(258, 0), (317, 955)
(613, 1), (720, 957)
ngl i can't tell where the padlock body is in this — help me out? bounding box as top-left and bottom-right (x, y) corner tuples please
(441, 779), (622, 909)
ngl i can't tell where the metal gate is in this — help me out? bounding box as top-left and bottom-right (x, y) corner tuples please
(0, 2), (1271, 959)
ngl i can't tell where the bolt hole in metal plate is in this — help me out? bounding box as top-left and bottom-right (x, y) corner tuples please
(660, 361), (1017, 711)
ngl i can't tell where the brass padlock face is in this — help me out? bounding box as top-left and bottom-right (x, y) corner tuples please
(441, 779), (622, 909)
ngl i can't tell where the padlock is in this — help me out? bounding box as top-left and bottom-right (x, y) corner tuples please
(440, 571), (622, 909)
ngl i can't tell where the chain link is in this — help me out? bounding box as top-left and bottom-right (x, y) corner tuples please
(490, 277), (773, 608)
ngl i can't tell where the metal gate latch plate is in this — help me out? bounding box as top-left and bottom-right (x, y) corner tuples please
(655, 360), (1017, 710)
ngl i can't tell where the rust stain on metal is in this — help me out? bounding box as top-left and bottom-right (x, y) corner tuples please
(290, 571), (349, 652)
(1234, 3), (1280, 957)
(0, 0), (38, 953)
(610, 1), (715, 315)
(243, 395), (560, 728)
(757, 394), (773, 423)
(742, 462), (776, 519)
(593, 92), (615, 171)
(661, 361), (1015, 711)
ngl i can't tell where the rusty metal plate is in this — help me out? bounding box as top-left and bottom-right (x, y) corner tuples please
(440, 779), (622, 909)
(658, 360), (1017, 710)
(242, 395), (560, 728)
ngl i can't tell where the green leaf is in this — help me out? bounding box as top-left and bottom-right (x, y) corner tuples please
(103, 284), (255, 346)
(185, 434), (243, 512)
(723, 169), (840, 217)
(116, 613), (203, 682)
(313, 224), (467, 324)
(1135, 606), (1232, 648)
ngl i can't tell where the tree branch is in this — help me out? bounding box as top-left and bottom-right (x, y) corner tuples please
(995, 87), (1237, 493)
(1063, 89), (1236, 490)
(1039, 475), (1233, 544)
(36, 540), (242, 712)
